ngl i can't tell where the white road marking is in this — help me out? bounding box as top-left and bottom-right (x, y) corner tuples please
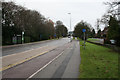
(26, 50), (65, 80)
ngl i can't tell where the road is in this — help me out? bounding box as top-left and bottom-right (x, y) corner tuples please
(2, 38), (70, 56)
(2, 38), (80, 79)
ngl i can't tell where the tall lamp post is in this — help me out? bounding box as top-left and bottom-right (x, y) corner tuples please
(68, 13), (72, 42)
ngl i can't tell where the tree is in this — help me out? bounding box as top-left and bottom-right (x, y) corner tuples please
(97, 29), (101, 38)
(100, 1), (120, 46)
(74, 20), (92, 40)
(104, 1), (120, 17)
(100, 1), (120, 28)
(2, 2), (24, 44)
(43, 20), (55, 40)
(2, 1), (56, 45)
(91, 29), (95, 38)
(0, 2), (1, 44)
(55, 21), (68, 38)
(108, 16), (120, 46)
(55, 20), (63, 26)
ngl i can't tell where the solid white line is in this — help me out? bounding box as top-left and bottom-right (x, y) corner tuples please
(26, 50), (65, 80)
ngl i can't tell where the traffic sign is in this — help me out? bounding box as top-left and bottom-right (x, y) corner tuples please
(82, 29), (86, 32)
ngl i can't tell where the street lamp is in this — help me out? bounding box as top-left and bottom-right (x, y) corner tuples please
(68, 13), (72, 42)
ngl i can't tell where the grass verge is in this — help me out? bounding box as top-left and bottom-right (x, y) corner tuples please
(73, 37), (75, 40)
(79, 40), (118, 78)
(87, 38), (99, 42)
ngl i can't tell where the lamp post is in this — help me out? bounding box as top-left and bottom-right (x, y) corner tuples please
(68, 13), (72, 42)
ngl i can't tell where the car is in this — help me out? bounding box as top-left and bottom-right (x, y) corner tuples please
(68, 36), (71, 38)
(110, 40), (116, 44)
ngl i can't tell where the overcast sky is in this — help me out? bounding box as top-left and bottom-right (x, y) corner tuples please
(5, 0), (111, 31)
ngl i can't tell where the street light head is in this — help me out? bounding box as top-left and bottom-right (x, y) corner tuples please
(68, 13), (71, 14)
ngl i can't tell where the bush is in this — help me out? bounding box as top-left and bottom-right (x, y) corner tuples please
(104, 38), (111, 44)
(25, 36), (30, 43)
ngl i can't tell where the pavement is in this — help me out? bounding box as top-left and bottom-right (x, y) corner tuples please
(2, 38), (80, 78)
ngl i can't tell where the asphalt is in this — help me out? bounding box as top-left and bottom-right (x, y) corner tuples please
(2, 38), (81, 78)
(32, 40), (80, 78)
(2, 38), (69, 56)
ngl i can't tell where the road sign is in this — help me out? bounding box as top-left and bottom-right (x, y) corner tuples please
(82, 29), (86, 32)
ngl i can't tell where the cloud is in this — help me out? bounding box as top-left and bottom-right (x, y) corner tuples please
(5, 0), (108, 31)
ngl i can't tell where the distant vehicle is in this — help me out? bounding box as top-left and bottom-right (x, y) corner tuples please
(68, 36), (70, 38)
(110, 40), (116, 44)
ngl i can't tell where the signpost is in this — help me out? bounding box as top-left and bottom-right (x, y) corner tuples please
(82, 29), (86, 49)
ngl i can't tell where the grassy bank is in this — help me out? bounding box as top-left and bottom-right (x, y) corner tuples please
(79, 40), (118, 78)
(87, 38), (99, 42)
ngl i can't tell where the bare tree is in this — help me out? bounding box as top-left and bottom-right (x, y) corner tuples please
(100, 0), (120, 27)
(104, 0), (120, 20)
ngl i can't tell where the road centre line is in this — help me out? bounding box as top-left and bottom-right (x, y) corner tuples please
(0, 50), (49, 72)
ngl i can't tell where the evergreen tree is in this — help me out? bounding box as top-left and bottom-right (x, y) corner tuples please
(97, 29), (101, 38)
(108, 16), (120, 46)
(91, 29), (95, 38)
